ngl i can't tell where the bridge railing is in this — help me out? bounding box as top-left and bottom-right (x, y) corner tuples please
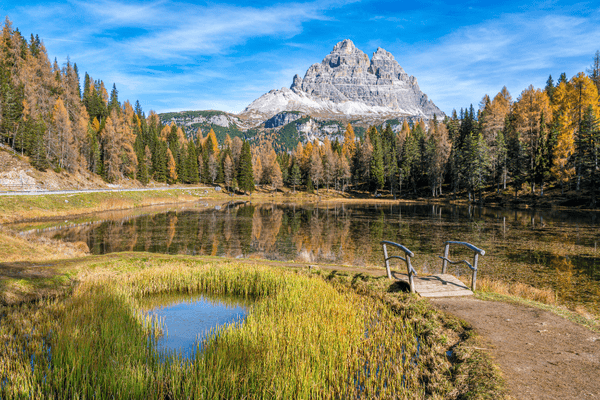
(380, 241), (417, 293)
(440, 241), (485, 291)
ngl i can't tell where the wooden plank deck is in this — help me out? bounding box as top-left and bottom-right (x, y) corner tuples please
(392, 272), (473, 297)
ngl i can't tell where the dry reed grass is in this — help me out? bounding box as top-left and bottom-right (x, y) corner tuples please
(0, 227), (88, 263)
(475, 276), (557, 305)
(0, 257), (509, 399)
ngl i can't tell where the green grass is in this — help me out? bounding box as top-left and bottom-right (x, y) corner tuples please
(0, 256), (509, 399)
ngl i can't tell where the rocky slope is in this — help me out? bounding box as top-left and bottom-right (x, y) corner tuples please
(241, 39), (444, 122)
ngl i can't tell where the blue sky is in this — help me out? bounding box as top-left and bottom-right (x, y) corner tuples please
(2, 0), (600, 115)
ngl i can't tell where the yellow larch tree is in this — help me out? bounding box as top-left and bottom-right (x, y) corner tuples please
(205, 128), (219, 156)
(512, 85), (552, 191)
(551, 111), (575, 192)
(50, 98), (77, 171)
(167, 148), (177, 183)
(342, 123), (356, 159)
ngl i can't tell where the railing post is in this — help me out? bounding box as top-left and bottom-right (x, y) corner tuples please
(383, 243), (392, 279)
(472, 252), (479, 291)
(442, 243), (449, 274)
(407, 255), (415, 293)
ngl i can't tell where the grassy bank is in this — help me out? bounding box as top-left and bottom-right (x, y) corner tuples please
(0, 254), (507, 399)
(0, 187), (236, 224)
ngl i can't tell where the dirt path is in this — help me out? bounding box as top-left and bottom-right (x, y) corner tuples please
(431, 297), (600, 399)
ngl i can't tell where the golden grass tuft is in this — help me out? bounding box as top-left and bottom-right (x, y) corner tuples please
(475, 276), (557, 305)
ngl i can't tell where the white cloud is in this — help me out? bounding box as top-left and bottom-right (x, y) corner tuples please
(397, 11), (600, 113)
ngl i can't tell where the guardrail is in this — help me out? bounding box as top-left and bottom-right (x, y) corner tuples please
(380, 241), (418, 293)
(439, 241), (485, 291)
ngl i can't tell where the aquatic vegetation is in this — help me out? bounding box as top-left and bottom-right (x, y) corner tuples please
(0, 258), (506, 399)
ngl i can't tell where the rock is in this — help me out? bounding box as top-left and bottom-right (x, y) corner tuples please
(242, 39), (444, 120)
(264, 112), (303, 129)
(290, 74), (303, 94)
(208, 115), (231, 127)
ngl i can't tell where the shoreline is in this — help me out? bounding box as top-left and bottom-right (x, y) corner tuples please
(2, 184), (600, 226)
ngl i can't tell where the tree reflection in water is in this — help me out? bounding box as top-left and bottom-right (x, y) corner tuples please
(35, 202), (600, 311)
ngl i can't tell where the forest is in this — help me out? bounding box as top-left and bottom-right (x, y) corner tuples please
(1, 18), (599, 205)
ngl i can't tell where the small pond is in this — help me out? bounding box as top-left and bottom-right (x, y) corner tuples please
(141, 293), (248, 359)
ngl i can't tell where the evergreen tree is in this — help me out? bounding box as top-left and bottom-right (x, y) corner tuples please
(401, 128), (420, 194)
(580, 105), (600, 206)
(237, 140), (254, 194)
(507, 121), (527, 199)
(494, 129), (507, 192)
(382, 125), (398, 197)
(462, 132), (491, 203)
(137, 150), (149, 185)
(153, 140), (167, 182)
(558, 72), (568, 86)
(587, 50), (600, 94)
(187, 144), (199, 184)
(533, 112), (551, 195)
(545, 75), (555, 101)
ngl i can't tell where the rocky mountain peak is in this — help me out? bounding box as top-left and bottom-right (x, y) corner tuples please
(291, 74), (303, 93)
(332, 39), (356, 52)
(242, 40), (444, 122)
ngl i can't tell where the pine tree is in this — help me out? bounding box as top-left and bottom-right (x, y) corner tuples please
(463, 132), (491, 203)
(507, 121), (527, 199)
(545, 75), (555, 101)
(579, 105), (600, 206)
(558, 72), (568, 86)
(187, 144), (199, 184)
(137, 150), (149, 185)
(380, 125), (397, 197)
(533, 112), (551, 195)
(237, 140), (254, 194)
(494, 129), (508, 192)
(587, 50), (600, 94)
(154, 140), (167, 182)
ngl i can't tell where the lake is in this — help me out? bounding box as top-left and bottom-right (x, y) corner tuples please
(19, 201), (600, 313)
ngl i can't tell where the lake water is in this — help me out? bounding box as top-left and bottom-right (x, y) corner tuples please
(21, 201), (600, 313)
(141, 293), (247, 359)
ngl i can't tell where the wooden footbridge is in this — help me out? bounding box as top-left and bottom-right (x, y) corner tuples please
(381, 241), (485, 298)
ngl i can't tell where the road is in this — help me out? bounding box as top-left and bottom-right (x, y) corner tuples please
(0, 185), (213, 196)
